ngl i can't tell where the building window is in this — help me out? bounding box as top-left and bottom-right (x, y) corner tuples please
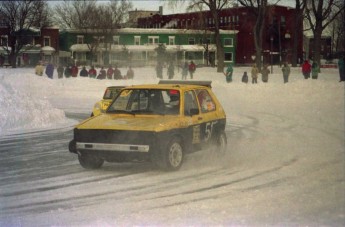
(188, 38), (195, 45)
(113, 36), (120, 45)
(148, 36), (159, 44)
(224, 38), (233, 46)
(77, 35), (84, 44)
(134, 36), (141, 45)
(44, 36), (50, 46)
(224, 52), (233, 62)
(0, 35), (8, 46)
(169, 36), (175, 45)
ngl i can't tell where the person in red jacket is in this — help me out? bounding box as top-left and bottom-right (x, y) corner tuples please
(188, 61), (196, 79)
(106, 65), (113, 79)
(302, 60), (311, 79)
(88, 66), (97, 78)
(71, 65), (79, 77)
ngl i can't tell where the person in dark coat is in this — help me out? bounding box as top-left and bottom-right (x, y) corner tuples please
(45, 62), (54, 79)
(64, 65), (71, 78)
(80, 66), (88, 77)
(242, 72), (248, 83)
(302, 60), (311, 79)
(97, 67), (106, 79)
(113, 66), (122, 79)
(57, 65), (64, 79)
(261, 64), (270, 82)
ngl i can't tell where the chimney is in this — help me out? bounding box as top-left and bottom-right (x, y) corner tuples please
(159, 6), (163, 15)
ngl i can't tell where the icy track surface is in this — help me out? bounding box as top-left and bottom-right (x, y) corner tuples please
(0, 66), (344, 226)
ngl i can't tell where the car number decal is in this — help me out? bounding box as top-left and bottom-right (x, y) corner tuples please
(204, 121), (218, 142)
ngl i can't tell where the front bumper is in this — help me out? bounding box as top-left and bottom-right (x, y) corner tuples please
(76, 142), (149, 152)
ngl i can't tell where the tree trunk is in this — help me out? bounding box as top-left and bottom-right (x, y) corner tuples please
(312, 22), (323, 66)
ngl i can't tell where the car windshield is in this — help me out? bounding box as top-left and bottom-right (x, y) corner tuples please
(107, 89), (180, 115)
(103, 88), (122, 99)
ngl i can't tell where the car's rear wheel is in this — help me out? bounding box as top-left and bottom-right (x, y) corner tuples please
(153, 137), (184, 171)
(78, 153), (104, 169)
(215, 131), (227, 155)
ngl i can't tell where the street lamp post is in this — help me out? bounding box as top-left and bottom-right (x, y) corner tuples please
(270, 36), (273, 73)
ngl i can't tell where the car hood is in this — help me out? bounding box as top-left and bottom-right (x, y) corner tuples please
(76, 114), (186, 132)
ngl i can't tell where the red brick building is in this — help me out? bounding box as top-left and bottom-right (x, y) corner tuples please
(0, 26), (59, 66)
(137, 5), (303, 65)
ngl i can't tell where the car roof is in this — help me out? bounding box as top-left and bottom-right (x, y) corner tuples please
(125, 80), (212, 91)
(107, 86), (125, 89)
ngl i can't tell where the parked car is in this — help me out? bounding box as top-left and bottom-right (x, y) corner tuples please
(91, 86), (124, 117)
(69, 81), (227, 171)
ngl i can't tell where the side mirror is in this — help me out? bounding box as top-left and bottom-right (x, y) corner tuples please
(189, 108), (199, 116)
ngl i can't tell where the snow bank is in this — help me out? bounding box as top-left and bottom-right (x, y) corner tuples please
(0, 66), (343, 137)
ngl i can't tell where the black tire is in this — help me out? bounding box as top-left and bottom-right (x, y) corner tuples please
(78, 154), (104, 169)
(215, 131), (227, 155)
(153, 137), (184, 171)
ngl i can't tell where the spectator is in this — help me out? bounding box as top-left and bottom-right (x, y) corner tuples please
(113, 66), (122, 79)
(302, 60), (311, 79)
(97, 67), (106, 79)
(156, 62), (163, 79)
(181, 62), (188, 80)
(311, 62), (320, 79)
(242, 71), (248, 83)
(71, 65), (79, 77)
(35, 61), (44, 76)
(188, 61), (196, 79)
(224, 64), (233, 83)
(251, 64), (259, 84)
(167, 61), (175, 79)
(126, 66), (134, 79)
(261, 64), (270, 82)
(282, 62), (291, 83)
(88, 66), (97, 78)
(64, 65), (72, 78)
(45, 62), (54, 79)
(80, 66), (88, 77)
(57, 64), (64, 79)
(107, 65), (114, 79)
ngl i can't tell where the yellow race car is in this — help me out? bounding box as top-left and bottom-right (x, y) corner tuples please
(69, 81), (227, 171)
(91, 86), (125, 117)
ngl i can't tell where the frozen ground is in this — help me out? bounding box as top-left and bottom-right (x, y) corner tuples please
(0, 65), (344, 226)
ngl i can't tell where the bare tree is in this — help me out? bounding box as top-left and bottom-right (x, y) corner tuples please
(0, 0), (50, 67)
(53, 0), (132, 66)
(237, 0), (268, 69)
(305, 0), (344, 65)
(168, 0), (232, 72)
(291, 0), (306, 67)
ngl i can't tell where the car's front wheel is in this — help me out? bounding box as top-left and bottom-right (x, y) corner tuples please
(153, 137), (184, 171)
(78, 153), (104, 169)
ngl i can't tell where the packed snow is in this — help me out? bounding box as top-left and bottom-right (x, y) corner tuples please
(0, 65), (344, 226)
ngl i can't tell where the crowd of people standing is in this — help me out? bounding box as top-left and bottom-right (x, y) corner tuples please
(35, 63), (135, 80)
